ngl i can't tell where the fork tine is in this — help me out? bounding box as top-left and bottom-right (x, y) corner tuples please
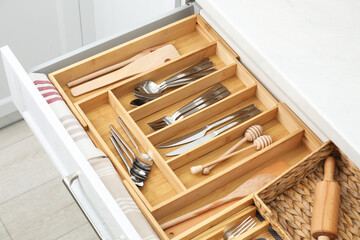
(234, 219), (256, 237)
(227, 216), (251, 235)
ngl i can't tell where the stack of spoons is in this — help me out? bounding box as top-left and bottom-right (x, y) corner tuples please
(109, 117), (153, 188)
(131, 58), (217, 107)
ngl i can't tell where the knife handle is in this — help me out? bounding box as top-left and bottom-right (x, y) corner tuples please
(213, 108), (261, 136)
(207, 104), (256, 130)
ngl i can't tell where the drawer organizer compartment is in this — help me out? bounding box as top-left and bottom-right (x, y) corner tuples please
(47, 14), (327, 239)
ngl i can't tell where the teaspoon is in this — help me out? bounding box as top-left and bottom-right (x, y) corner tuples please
(110, 126), (151, 172)
(133, 58), (214, 95)
(110, 129), (148, 179)
(109, 136), (144, 188)
(116, 117), (153, 166)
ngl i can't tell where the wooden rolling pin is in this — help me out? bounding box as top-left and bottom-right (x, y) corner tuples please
(311, 156), (340, 240)
(67, 44), (165, 88)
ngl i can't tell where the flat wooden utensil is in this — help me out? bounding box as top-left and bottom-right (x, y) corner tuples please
(71, 44), (180, 97)
(311, 156), (340, 240)
(67, 44), (165, 88)
(163, 160), (290, 237)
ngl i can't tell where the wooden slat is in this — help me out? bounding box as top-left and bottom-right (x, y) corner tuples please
(278, 102), (323, 152)
(191, 206), (257, 240)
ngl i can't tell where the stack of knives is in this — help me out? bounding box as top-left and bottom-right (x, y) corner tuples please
(159, 104), (261, 156)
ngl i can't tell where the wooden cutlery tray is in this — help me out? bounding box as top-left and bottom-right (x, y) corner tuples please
(47, 14), (326, 239)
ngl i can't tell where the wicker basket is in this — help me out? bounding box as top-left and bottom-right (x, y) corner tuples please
(254, 141), (360, 240)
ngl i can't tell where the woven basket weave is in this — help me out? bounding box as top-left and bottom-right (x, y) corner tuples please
(254, 141), (360, 240)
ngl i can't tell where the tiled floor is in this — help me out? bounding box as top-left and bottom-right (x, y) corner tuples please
(0, 120), (98, 240)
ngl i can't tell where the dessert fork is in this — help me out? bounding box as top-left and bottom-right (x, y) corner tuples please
(223, 216), (257, 240)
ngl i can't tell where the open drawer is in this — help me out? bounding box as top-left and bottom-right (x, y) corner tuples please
(1, 4), (350, 240)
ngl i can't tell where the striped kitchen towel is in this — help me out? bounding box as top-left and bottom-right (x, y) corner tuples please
(30, 73), (159, 240)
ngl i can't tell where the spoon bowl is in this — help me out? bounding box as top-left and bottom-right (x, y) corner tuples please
(116, 118), (154, 167)
(134, 68), (216, 98)
(109, 136), (145, 188)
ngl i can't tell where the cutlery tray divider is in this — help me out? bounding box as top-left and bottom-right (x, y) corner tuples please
(74, 90), (188, 208)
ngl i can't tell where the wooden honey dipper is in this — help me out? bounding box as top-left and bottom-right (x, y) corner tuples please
(191, 130), (270, 176)
(200, 125), (263, 175)
(190, 125), (263, 175)
(311, 156), (340, 240)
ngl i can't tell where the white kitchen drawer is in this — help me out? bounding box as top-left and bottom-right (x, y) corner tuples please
(2, 1), (357, 240)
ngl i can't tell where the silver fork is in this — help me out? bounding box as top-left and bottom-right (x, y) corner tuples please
(223, 216), (257, 240)
(149, 90), (230, 130)
(147, 84), (229, 130)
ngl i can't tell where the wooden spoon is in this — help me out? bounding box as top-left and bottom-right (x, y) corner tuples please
(161, 173), (276, 230)
(164, 160), (290, 238)
(71, 44), (180, 97)
(67, 44), (165, 88)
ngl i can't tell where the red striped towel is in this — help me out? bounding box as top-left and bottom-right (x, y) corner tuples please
(30, 73), (159, 240)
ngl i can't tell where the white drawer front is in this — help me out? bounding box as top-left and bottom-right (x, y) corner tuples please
(1, 46), (142, 240)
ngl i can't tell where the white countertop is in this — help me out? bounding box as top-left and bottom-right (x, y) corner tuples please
(198, 0), (360, 167)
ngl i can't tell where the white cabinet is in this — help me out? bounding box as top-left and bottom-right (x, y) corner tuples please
(0, 0), (82, 127)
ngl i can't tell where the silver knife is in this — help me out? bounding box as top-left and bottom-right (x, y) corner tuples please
(158, 104), (256, 148)
(166, 108), (261, 156)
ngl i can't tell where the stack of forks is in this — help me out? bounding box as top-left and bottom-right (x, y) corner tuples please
(148, 83), (230, 131)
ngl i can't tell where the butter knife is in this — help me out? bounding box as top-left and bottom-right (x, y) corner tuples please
(166, 108), (261, 157)
(158, 104), (256, 148)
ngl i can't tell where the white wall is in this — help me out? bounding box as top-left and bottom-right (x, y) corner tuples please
(0, 0), (83, 127)
(93, 0), (175, 40)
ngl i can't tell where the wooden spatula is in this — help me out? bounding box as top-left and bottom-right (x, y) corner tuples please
(70, 44), (180, 97)
(67, 44), (165, 88)
(163, 160), (290, 237)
